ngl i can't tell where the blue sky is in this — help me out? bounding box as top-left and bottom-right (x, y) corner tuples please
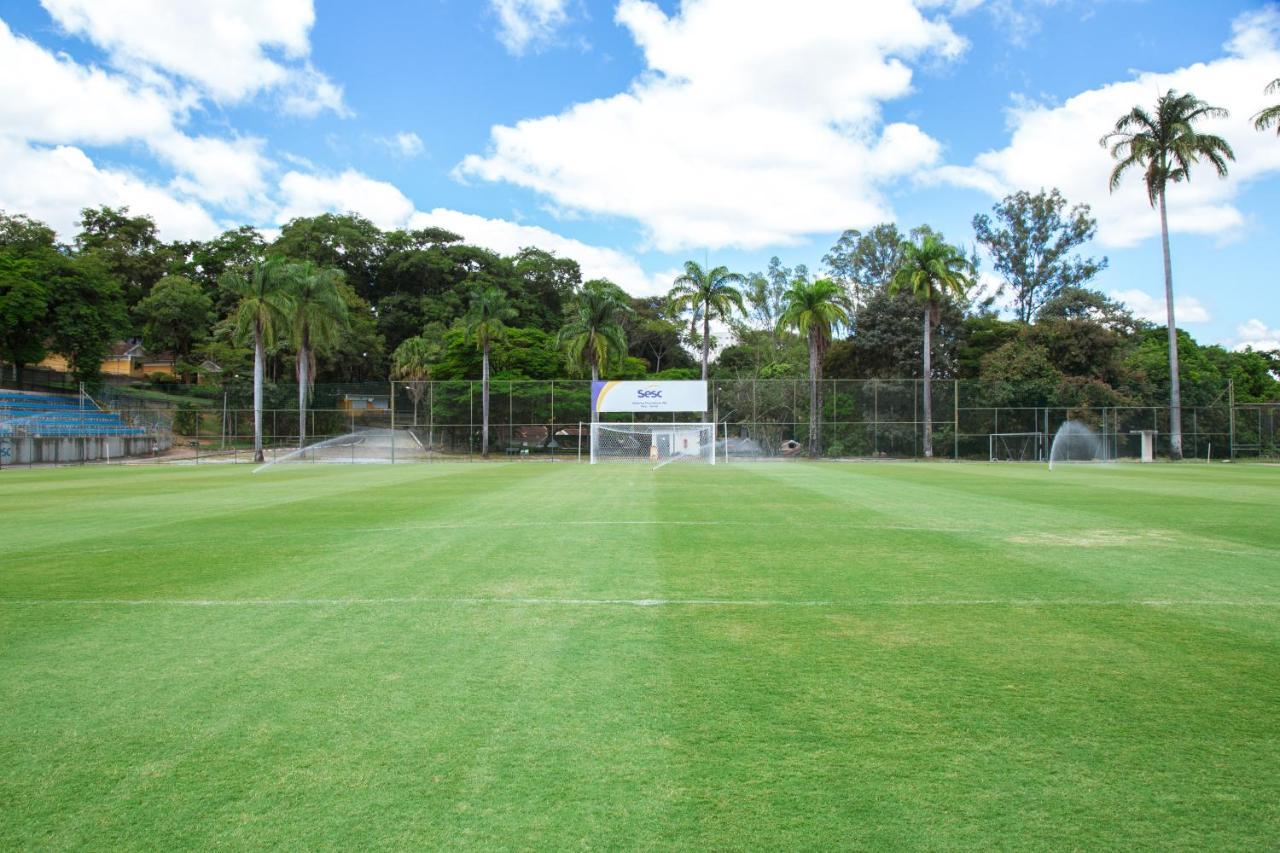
(1, 0), (1277, 349)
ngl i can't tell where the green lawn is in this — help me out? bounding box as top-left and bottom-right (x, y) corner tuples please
(1, 461), (1277, 849)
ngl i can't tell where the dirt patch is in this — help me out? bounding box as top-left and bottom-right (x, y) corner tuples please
(1007, 530), (1174, 548)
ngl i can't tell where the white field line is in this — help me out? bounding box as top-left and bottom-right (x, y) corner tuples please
(2, 597), (1278, 608)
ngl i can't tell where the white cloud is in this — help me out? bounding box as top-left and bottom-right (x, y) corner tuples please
(0, 18), (273, 225)
(1110, 289), (1210, 325)
(938, 6), (1280, 248)
(459, 0), (966, 251)
(275, 170), (417, 231)
(489, 0), (572, 55)
(152, 133), (273, 211)
(381, 132), (425, 158)
(39, 0), (346, 114)
(0, 138), (220, 241)
(409, 208), (669, 295)
(0, 19), (174, 145)
(1233, 318), (1280, 352)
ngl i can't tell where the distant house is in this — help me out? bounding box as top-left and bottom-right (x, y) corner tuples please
(38, 341), (184, 380)
(338, 393), (389, 413)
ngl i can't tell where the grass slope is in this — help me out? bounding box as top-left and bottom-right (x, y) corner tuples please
(1, 462), (1278, 849)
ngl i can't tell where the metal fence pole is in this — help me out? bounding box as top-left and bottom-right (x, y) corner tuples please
(1228, 379), (1236, 460)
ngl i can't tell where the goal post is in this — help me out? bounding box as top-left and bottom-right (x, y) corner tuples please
(590, 422), (716, 466)
(989, 431), (1046, 462)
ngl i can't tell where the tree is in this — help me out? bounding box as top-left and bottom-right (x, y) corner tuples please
(288, 262), (349, 447)
(134, 275), (213, 364)
(776, 278), (850, 455)
(625, 297), (695, 373)
(972, 189), (1107, 323)
(558, 280), (631, 381)
(890, 234), (973, 458)
(1254, 79), (1280, 134)
(391, 326), (445, 428)
(0, 257), (48, 387)
(223, 258), (294, 462)
(462, 287), (516, 457)
(512, 248), (581, 332)
(273, 213), (386, 302)
(1102, 89), (1234, 459)
(822, 224), (906, 313)
(74, 206), (173, 310)
(44, 255), (129, 387)
(667, 261), (746, 382)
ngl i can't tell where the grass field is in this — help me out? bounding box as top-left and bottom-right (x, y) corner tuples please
(2, 461), (1278, 849)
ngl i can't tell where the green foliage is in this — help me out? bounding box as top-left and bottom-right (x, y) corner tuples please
(435, 326), (561, 380)
(822, 223), (906, 309)
(272, 213), (386, 302)
(668, 261), (747, 378)
(134, 275), (213, 359)
(43, 254), (129, 386)
(73, 206), (176, 311)
(0, 255), (48, 379)
(972, 189), (1108, 322)
(1253, 78), (1280, 134)
(1102, 90), (1235, 206)
(558, 280), (631, 379)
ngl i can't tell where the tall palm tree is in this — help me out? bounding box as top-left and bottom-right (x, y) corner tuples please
(1254, 79), (1280, 134)
(558, 281), (631, 382)
(288, 261), (348, 448)
(463, 287), (516, 458)
(667, 261), (746, 380)
(889, 234), (972, 459)
(776, 278), (850, 456)
(1101, 89), (1234, 460)
(391, 332), (442, 428)
(223, 257), (293, 463)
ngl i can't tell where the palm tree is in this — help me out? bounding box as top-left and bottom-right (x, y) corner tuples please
(463, 287), (516, 458)
(391, 330), (443, 429)
(667, 261), (746, 380)
(1101, 89), (1234, 459)
(223, 257), (293, 463)
(776, 278), (850, 456)
(558, 281), (631, 382)
(287, 261), (348, 448)
(1254, 79), (1280, 134)
(889, 234), (972, 459)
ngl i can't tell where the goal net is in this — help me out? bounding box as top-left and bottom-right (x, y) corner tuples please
(590, 422), (716, 466)
(989, 431), (1045, 462)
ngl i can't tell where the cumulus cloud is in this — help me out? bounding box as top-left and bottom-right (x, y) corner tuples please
(0, 16), (274, 228)
(39, 0), (346, 114)
(275, 170), (417, 231)
(459, 0), (966, 251)
(1234, 318), (1280, 352)
(489, 0), (572, 55)
(0, 138), (220, 241)
(1110, 289), (1210, 325)
(937, 6), (1280, 248)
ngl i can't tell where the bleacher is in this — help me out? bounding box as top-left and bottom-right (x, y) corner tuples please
(0, 390), (146, 437)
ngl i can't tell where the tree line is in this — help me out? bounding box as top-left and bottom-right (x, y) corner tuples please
(1, 87), (1277, 460)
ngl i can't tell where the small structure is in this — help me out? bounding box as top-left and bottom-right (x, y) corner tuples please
(1130, 429), (1157, 463)
(338, 393), (389, 413)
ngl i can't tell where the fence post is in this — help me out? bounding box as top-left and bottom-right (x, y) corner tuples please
(389, 380), (396, 464)
(953, 379), (959, 461)
(1228, 379), (1236, 460)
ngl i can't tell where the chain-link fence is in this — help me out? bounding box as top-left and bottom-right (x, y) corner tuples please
(55, 377), (1266, 465)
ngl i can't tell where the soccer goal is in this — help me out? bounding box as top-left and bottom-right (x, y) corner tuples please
(590, 422), (716, 466)
(989, 431), (1046, 462)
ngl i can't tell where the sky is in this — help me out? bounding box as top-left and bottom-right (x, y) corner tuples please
(1, 0), (1277, 350)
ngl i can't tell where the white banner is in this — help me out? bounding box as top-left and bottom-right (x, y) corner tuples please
(592, 380), (708, 413)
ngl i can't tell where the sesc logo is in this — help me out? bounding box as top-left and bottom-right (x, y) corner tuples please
(636, 389), (663, 399)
